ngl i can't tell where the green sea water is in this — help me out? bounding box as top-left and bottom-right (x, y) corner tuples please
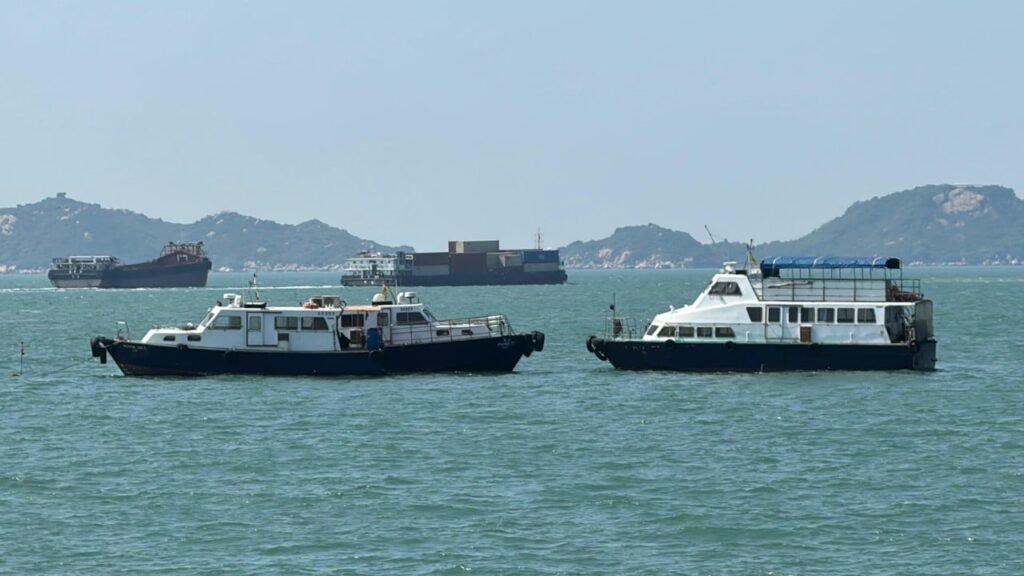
(1, 268), (1022, 574)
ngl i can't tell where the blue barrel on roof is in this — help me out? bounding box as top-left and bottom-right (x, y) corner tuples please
(522, 249), (560, 264)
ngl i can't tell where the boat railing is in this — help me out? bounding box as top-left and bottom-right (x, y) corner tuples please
(387, 314), (514, 344)
(754, 277), (923, 302)
(603, 317), (640, 340)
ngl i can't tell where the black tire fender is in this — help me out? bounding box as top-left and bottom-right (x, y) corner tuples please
(531, 331), (545, 352)
(725, 340), (736, 352)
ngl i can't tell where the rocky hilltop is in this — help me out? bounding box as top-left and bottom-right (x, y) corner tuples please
(560, 184), (1024, 267)
(0, 194), (409, 271)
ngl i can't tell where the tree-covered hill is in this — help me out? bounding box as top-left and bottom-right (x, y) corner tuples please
(558, 185), (1024, 267)
(0, 194), (410, 271)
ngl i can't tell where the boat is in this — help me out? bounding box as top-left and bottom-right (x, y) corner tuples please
(90, 285), (546, 376)
(341, 240), (568, 287)
(585, 256), (937, 371)
(48, 241), (212, 289)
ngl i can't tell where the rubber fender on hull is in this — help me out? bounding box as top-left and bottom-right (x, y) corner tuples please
(586, 336), (608, 362)
(531, 331), (545, 352)
(90, 336), (108, 364)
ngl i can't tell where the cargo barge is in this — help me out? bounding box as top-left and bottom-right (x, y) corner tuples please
(341, 240), (568, 287)
(48, 241), (212, 289)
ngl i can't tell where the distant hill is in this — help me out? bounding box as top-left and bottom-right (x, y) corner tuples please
(559, 185), (1024, 267)
(758, 184), (1024, 264)
(3, 184), (1022, 272)
(0, 194), (410, 271)
(560, 224), (734, 268)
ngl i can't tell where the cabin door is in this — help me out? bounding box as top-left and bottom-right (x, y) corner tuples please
(764, 306), (784, 341)
(247, 313), (268, 346)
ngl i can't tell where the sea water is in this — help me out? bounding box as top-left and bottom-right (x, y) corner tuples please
(1, 268), (1021, 574)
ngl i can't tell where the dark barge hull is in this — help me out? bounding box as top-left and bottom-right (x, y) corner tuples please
(586, 338), (937, 372)
(98, 260), (211, 288)
(49, 260), (211, 288)
(93, 334), (540, 376)
(342, 270), (568, 287)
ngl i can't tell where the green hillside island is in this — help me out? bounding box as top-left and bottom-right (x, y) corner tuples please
(0, 193), (410, 272)
(1, 184), (1021, 273)
(559, 184), (1024, 268)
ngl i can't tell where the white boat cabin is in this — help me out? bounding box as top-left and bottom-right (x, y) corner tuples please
(133, 289), (515, 352)
(628, 257), (934, 346)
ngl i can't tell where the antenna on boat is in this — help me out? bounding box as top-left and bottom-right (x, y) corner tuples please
(249, 273), (261, 302)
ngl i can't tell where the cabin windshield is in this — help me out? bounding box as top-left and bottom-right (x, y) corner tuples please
(708, 281), (743, 296)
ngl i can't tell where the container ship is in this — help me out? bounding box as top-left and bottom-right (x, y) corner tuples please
(48, 241), (213, 289)
(341, 240), (568, 287)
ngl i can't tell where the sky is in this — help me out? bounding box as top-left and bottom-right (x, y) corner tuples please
(2, 1), (1022, 251)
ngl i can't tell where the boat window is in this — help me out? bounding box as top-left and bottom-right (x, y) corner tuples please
(211, 314), (242, 330)
(837, 308), (855, 324)
(696, 326), (713, 338)
(646, 324), (659, 336)
(857, 308), (877, 324)
(436, 329), (450, 337)
(715, 327), (736, 338)
(768, 307), (781, 323)
(341, 314), (364, 328)
(801, 307), (814, 323)
(187, 334), (201, 342)
(746, 307), (763, 322)
(274, 316), (299, 331)
(397, 312), (429, 325)
(200, 312), (214, 327)
(377, 312), (390, 327)
(817, 308), (835, 323)
(301, 316), (329, 331)
(163, 335), (176, 342)
(788, 307), (799, 323)
(657, 326), (676, 337)
(709, 281), (742, 296)
(679, 326), (695, 337)
(248, 316), (261, 332)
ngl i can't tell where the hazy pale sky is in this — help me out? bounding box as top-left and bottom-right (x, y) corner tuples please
(2, 1), (1022, 251)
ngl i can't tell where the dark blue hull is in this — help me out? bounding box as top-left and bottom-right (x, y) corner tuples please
(97, 334), (539, 376)
(586, 338), (937, 372)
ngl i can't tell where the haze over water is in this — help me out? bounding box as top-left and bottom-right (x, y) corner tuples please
(1, 268), (1021, 574)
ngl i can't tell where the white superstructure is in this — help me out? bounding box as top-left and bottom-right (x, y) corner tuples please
(626, 258), (933, 347)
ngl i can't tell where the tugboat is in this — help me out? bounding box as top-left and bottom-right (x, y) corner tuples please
(48, 241), (212, 289)
(90, 285), (545, 376)
(586, 255), (937, 371)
